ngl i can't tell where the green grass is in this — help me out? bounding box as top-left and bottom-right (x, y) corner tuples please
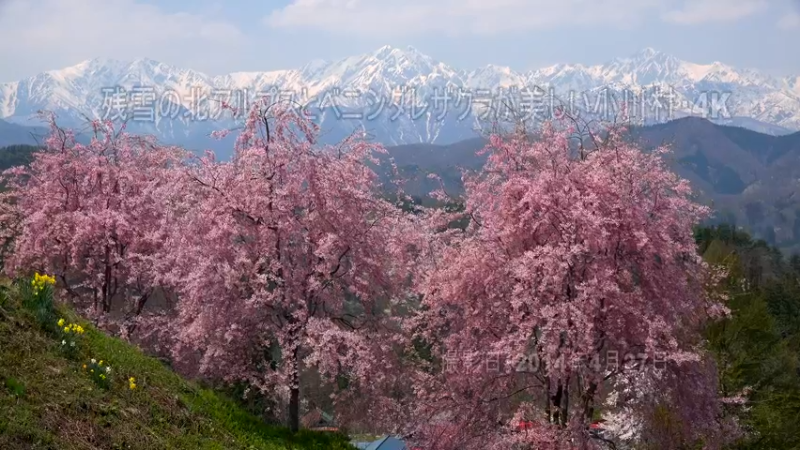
(0, 280), (355, 450)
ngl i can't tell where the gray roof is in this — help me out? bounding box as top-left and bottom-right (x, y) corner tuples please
(352, 436), (407, 450)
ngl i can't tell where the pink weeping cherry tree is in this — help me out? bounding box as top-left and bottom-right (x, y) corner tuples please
(401, 120), (730, 449)
(152, 101), (424, 432)
(0, 114), (187, 321)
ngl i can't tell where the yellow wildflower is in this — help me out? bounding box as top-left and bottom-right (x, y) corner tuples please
(31, 273), (55, 292)
(57, 318), (65, 327)
(63, 326), (69, 333)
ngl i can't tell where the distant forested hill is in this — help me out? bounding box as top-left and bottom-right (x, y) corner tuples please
(5, 116), (800, 252)
(0, 119), (44, 147)
(0, 145), (39, 172)
(380, 118), (800, 253)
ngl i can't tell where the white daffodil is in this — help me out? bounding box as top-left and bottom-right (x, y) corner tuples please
(105, 366), (111, 373)
(61, 340), (66, 345)
(91, 358), (96, 364)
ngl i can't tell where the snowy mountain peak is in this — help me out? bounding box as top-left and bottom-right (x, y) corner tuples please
(300, 58), (330, 75)
(788, 75), (800, 96)
(620, 47), (672, 64)
(370, 44), (440, 67)
(464, 64), (524, 89)
(637, 47), (659, 58)
(0, 46), (798, 148)
(483, 64), (513, 72)
(614, 47), (678, 65)
(597, 48), (688, 85)
(128, 57), (173, 71)
(50, 58), (127, 78)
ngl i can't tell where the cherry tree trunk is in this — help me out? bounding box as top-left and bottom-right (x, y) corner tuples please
(288, 345), (300, 433)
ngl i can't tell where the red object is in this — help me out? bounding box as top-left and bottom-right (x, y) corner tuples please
(517, 420), (535, 430)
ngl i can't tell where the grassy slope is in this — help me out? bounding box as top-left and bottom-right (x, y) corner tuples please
(0, 284), (354, 450)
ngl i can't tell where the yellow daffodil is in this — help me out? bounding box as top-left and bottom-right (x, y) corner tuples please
(31, 273), (56, 292)
(57, 318), (65, 327)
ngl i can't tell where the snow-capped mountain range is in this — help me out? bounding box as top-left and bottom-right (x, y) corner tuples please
(2, 45), (799, 156)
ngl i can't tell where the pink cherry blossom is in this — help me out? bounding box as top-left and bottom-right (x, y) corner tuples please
(401, 121), (728, 448)
(151, 100), (424, 431)
(0, 112), (188, 319)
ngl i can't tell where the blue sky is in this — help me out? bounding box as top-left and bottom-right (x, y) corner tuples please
(0, 0), (798, 81)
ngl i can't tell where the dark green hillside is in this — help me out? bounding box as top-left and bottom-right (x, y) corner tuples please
(0, 278), (354, 450)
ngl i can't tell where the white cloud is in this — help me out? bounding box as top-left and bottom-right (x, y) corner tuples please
(263, 0), (767, 36)
(0, 0), (247, 80)
(661, 0), (768, 25)
(265, 0), (660, 36)
(777, 12), (800, 28)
